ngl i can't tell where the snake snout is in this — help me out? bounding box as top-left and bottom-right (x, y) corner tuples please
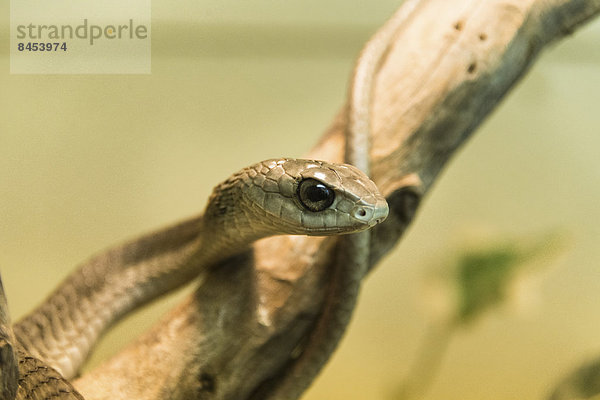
(369, 199), (389, 227)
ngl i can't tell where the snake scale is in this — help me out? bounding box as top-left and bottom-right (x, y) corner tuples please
(0, 4), (417, 399)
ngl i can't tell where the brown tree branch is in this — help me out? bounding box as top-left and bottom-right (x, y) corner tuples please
(70, 0), (600, 399)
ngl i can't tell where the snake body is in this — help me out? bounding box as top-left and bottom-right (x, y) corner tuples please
(12, 158), (388, 385)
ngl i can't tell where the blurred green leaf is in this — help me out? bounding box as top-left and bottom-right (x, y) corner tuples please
(550, 358), (600, 400)
(455, 244), (523, 323)
(392, 232), (566, 400)
(453, 233), (564, 325)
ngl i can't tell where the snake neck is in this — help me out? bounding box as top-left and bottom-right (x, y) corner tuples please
(198, 169), (280, 262)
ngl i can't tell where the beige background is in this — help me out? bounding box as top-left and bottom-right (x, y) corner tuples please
(1, 1), (600, 399)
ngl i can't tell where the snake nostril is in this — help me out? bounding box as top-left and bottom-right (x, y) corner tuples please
(352, 206), (373, 222)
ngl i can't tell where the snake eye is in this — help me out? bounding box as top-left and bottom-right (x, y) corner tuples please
(297, 178), (335, 212)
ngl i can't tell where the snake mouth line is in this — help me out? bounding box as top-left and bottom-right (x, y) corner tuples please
(304, 223), (375, 236)
(304, 227), (347, 235)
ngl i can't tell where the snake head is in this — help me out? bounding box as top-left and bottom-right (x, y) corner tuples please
(234, 158), (389, 236)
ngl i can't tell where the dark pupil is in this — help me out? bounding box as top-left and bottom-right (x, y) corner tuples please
(298, 179), (335, 212)
(306, 184), (329, 202)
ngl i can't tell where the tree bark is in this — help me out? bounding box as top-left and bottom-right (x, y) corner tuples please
(70, 0), (600, 399)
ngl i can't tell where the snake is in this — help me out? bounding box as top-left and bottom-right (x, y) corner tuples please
(2, 158), (388, 399)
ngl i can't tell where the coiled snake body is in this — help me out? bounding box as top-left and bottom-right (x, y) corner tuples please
(3, 158), (388, 399)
